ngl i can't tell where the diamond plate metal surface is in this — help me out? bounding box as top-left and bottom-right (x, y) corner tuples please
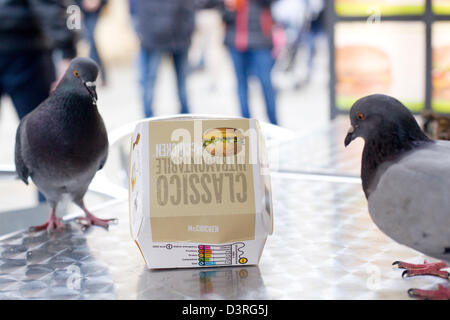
(275, 117), (363, 177)
(0, 176), (446, 300)
(0, 119), (446, 300)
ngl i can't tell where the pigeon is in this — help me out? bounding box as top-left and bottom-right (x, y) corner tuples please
(14, 57), (115, 232)
(344, 94), (450, 300)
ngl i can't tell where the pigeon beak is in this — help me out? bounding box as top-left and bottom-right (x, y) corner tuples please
(344, 125), (355, 147)
(84, 81), (98, 103)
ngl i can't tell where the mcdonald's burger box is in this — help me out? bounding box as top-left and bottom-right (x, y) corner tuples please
(129, 117), (273, 269)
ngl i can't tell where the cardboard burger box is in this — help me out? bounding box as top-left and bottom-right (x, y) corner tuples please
(129, 116), (273, 269)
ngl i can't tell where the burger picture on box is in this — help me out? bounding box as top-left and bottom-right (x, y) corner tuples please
(129, 117), (273, 269)
(335, 22), (425, 112)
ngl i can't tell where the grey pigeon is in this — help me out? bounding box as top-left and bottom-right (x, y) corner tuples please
(345, 94), (450, 300)
(15, 57), (115, 231)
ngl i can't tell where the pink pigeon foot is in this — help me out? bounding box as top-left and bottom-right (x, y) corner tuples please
(31, 209), (65, 232)
(76, 210), (116, 230)
(393, 260), (449, 279)
(408, 285), (450, 300)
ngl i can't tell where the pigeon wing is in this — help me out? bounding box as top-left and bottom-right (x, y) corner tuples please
(14, 119), (30, 185)
(368, 141), (450, 260)
(98, 145), (108, 171)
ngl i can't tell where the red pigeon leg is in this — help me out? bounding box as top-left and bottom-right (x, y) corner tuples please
(408, 285), (450, 300)
(393, 260), (449, 279)
(76, 204), (116, 230)
(31, 208), (65, 232)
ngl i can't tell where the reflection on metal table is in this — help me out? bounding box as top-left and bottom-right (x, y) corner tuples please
(0, 117), (446, 299)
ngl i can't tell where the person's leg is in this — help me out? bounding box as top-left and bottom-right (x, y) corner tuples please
(228, 47), (250, 118)
(83, 13), (107, 83)
(137, 46), (149, 115)
(141, 48), (161, 118)
(172, 50), (190, 114)
(137, 46), (148, 93)
(305, 30), (316, 83)
(0, 78), (3, 129)
(0, 59), (4, 108)
(249, 49), (278, 125)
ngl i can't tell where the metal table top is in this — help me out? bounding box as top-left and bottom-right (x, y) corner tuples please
(0, 119), (446, 300)
(274, 117), (363, 178)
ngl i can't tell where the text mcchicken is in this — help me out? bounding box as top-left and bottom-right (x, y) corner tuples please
(129, 116), (273, 269)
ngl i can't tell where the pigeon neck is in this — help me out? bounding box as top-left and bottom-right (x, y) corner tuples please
(361, 126), (431, 198)
(54, 82), (95, 109)
(46, 83), (98, 133)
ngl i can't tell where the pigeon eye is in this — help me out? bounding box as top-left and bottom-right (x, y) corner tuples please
(73, 70), (80, 78)
(356, 112), (365, 121)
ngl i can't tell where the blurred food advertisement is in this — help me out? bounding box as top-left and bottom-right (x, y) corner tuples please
(433, 0), (450, 14)
(335, 0), (425, 16)
(335, 22), (425, 112)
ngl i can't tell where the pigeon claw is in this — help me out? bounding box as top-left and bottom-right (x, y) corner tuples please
(408, 285), (450, 300)
(394, 260), (449, 279)
(31, 217), (65, 233)
(76, 215), (117, 231)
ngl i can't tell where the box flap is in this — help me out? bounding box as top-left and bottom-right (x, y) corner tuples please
(256, 121), (274, 235)
(129, 131), (144, 240)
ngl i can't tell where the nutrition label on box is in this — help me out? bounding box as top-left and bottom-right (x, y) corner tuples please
(152, 242), (249, 267)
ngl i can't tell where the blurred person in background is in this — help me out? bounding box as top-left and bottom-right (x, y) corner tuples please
(298, 0), (325, 86)
(128, 0), (138, 30)
(271, 0), (308, 78)
(0, 0), (77, 202)
(271, 0), (324, 89)
(135, 0), (197, 118)
(0, 0), (76, 120)
(76, 0), (108, 85)
(187, 5), (226, 92)
(222, 0), (278, 125)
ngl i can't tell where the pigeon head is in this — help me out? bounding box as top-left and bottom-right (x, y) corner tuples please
(344, 94), (431, 198)
(63, 57), (99, 103)
(344, 94), (429, 148)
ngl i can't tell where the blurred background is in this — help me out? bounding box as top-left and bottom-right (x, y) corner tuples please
(2, 1), (450, 300)
(2, 0), (450, 214)
(0, 0), (329, 212)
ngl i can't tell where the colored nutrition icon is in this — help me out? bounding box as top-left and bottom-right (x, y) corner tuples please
(198, 243), (247, 266)
(239, 257), (248, 264)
